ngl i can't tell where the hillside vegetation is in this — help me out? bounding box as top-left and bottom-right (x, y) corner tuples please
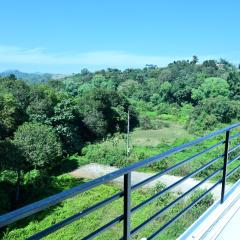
(2, 176), (213, 240)
(1, 57), (240, 238)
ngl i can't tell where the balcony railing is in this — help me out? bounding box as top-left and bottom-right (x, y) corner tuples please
(1, 123), (240, 239)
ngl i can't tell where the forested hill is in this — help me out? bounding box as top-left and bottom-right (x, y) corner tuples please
(60, 58), (240, 132)
(0, 70), (68, 84)
(1, 57), (240, 140)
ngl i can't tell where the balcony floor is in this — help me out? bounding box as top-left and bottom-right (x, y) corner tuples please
(216, 202), (240, 240)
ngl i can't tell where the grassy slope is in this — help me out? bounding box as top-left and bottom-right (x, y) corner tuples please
(131, 124), (192, 147)
(2, 175), (213, 240)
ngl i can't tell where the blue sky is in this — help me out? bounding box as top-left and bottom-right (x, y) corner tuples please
(0, 0), (239, 73)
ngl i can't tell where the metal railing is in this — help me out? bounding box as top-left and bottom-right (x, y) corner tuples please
(1, 123), (240, 239)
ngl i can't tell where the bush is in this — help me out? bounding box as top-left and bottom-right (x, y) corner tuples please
(81, 140), (127, 167)
(139, 116), (152, 130)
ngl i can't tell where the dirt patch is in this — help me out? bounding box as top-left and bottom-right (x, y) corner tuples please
(71, 163), (229, 199)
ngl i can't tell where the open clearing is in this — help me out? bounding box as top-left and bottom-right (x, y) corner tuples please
(131, 123), (192, 147)
(71, 163), (229, 199)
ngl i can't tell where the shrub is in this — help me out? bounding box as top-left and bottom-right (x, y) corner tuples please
(139, 116), (152, 130)
(81, 141), (127, 167)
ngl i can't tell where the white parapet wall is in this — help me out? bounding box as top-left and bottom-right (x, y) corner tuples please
(177, 179), (240, 240)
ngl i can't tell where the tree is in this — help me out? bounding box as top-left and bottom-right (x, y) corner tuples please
(219, 58), (234, 70)
(202, 60), (217, 68)
(51, 98), (85, 154)
(78, 89), (114, 139)
(27, 85), (59, 124)
(0, 77), (30, 133)
(82, 109), (107, 138)
(192, 77), (230, 102)
(117, 80), (139, 98)
(0, 93), (18, 138)
(159, 81), (172, 102)
(0, 140), (27, 202)
(13, 123), (62, 170)
(227, 72), (240, 100)
(201, 60), (218, 76)
(8, 74), (17, 81)
(191, 56), (199, 64)
(78, 89), (138, 140)
(92, 74), (106, 88)
(188, 96), (240, 132)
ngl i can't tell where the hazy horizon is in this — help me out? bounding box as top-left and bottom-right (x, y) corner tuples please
(0, 56), (237, 75)
(1, 0), (240, 73)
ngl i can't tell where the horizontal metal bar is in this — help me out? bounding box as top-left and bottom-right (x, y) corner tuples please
(26, 192), (123, 240)
(130, 168), (222, 236)
(227, 164), (240, 178)
(147, 180), (221, 240)
(1, 123), (239, 227)
(132, 141), (224, 191)
(81, 215), (123, 240)
(228, 143), (240, 154)
(227, 154), (240, 166)
(132, 154), (223, 213)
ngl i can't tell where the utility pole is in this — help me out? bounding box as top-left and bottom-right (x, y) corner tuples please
(126, 109), (130, 157)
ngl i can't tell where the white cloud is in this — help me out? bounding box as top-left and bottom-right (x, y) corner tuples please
(0, 45), (193, 67)
(0, 45), (225, 73)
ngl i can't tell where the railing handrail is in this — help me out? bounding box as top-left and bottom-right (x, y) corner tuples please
(1, 122), (240, 238)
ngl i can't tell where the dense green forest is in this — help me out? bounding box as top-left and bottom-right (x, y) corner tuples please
(1, 57), (240, 239)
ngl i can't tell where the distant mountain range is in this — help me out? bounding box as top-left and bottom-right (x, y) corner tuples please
(0, 70), (69, 83)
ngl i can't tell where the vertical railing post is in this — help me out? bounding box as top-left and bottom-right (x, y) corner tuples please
(221, 130), (230, 204)
(123, 173), (131, 239)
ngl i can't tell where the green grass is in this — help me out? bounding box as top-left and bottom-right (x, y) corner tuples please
(144, 111), (159, 118)
(2, 175), (214, 240)
(131, 124), (192, 147)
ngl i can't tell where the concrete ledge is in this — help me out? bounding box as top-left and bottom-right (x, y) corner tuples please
(177, 179), (240, 240)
